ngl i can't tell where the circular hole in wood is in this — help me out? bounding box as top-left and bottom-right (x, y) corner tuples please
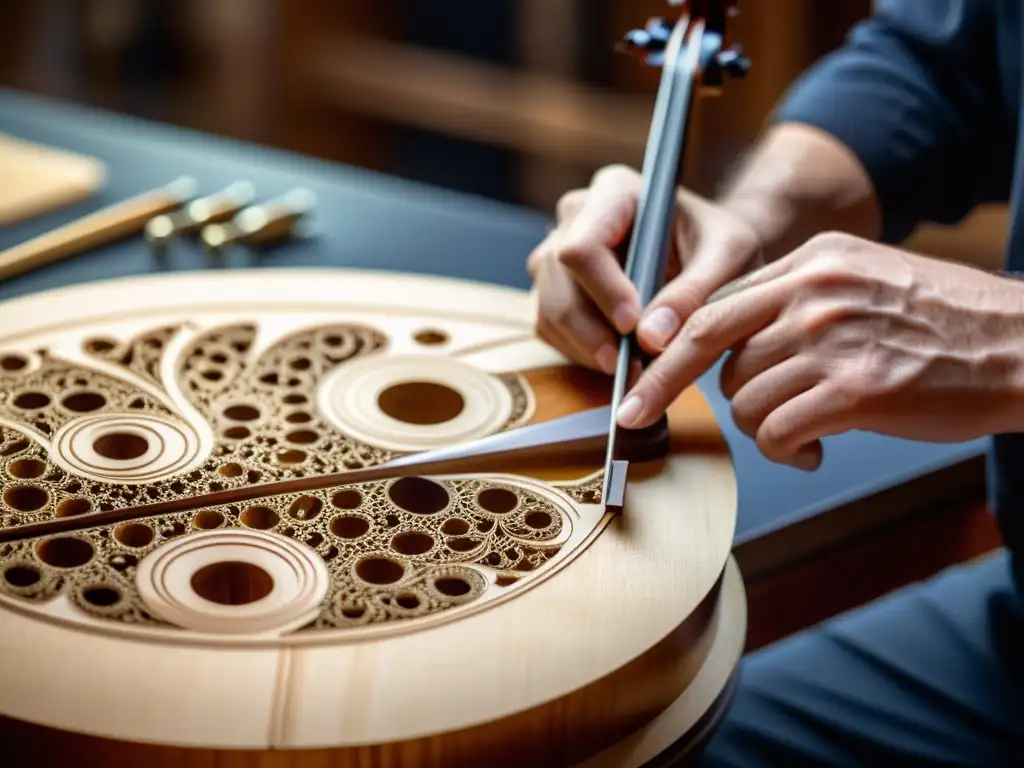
(37, 536), (94, 568)
(477, 487), (518, 514)
(342, 605), (365, 619)
(355, 556), (404, 585)
(276, 449), (306, 464)
(396, 593), (421, 609)
(114, 522), (154, 548)
(4, 485), (48, 512)
(525, 511), (553, 529)
(434, 577), (471, 597)
(391, 531), (434, 556)
(83, 585), (122, 607)
(331, 515), (370, 539)
(331, 489), (362, 510)
(240, 505), (279, 529)
(441, 518), (470, 535)
(283, 393), (307, 405)
(448, 536), (479, 552)
(190, 561), (274, 606)
(377, 381), (464, 425)
(289, 357), (312, 371)
(496, 575), (519, 587)
(285, 411), (313, 424)
(93, 432), (149, 461)
(4, 564), (41, 587)
(285, 429), (318, 445)
(0, 354), (28, 372)
(218, 462), (243, 477)
(202, 369), (223, 382)
(8, 459), (45, 479)
(193, 510), (225, 530)
(61, 391), (107, 413)
(388, 477), (449, 515)
(223, 426), (251, 440)
(413, 329), (449, 346)
(12, 392), (49, 410)
(287, 495), (323, 521)
(84, 338), (117, 354)
(56, 497), (92, 518)
(223, 404), (260, 422)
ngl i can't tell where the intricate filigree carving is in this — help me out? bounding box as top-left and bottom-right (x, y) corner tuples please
(0, 474), (573, 633)
(0, 313), (593, 637)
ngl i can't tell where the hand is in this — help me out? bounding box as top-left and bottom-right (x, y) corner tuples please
(617, 232), (1024, 469)
(527, 164), (763, 373)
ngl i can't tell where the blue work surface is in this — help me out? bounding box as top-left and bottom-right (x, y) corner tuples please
(0, 88), (990, 548)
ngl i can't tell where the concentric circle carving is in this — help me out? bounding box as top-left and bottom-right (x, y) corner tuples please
(50, 413), (205, 484)
(317, 354), (515, 452)
(135, 529), (330, 635)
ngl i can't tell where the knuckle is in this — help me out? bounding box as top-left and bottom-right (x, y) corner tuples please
(683, 304), (719, 346)
(555, 189), (587, 221)
(555, 240), (592, 271)
(592, 163), (640, 187)
(806, 230), (855, 254)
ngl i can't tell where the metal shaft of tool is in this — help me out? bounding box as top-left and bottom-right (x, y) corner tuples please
(602, 17), (705, 504)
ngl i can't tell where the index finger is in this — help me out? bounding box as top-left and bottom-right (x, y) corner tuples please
(616, 270), (801, 429)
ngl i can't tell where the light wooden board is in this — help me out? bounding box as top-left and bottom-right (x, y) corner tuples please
(0, 133), (106, 225)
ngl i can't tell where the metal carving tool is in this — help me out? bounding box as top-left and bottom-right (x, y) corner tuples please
(145, 180), (256, 249)
(603, 0), (749, 505)
(199, 188), (317, 254)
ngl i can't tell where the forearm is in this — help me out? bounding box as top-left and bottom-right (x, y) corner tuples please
(715, 122), (883, 264)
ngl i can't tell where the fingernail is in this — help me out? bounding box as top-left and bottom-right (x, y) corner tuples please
(612, 302), (638, 334)
(594, 344), (617, 374)
(638, 307), (680, 349)
(617, 394), (643, 427)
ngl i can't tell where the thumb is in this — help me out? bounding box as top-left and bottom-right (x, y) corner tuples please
(637, 226), (761, 353)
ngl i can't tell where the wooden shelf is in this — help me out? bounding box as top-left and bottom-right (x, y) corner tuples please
(301, 35), (654, 169)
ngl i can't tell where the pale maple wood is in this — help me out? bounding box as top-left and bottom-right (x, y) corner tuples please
(0, 269), (742, 766)
(0, 133), (106, 226)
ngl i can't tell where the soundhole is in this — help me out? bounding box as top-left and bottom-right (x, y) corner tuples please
(377, 381), (464, 425)
(93, 432), (149, 461)
(190, 561), (274, 606)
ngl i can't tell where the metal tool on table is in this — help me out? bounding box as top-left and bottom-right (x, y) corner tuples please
(199, 188), (317, 255)
(145, 181), (255, 250)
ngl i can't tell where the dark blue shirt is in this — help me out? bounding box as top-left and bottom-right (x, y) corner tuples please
(773, 0), (1024, 596)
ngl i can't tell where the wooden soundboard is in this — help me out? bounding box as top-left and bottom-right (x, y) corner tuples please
(0, 268), (744, 766)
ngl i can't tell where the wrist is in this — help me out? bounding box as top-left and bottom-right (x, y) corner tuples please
(714, 123), (882, 263)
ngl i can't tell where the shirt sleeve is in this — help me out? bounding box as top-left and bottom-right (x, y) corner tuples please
(772, 0), (1010, 243)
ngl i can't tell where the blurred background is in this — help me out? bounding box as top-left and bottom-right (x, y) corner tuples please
(0, 0), (1006, 264)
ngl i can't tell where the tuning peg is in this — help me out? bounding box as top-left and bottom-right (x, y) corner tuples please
(716, 45), (751, 77)
(621, 17), (672, 53)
